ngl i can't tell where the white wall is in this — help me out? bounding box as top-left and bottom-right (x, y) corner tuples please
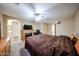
(21, 17), (75, 36)
(47, 9), (79, 36)
(75, 10), (79, 33)
(56, 17), (75, 36)
(48, 23), (52, 35)
(20, 19), (42, 32)
(40, 23), (49, 34)
(2, 15), (51, 38)
(2, 14), (77, 37)
(0, 13), (3, 37)
(21, 19), (49, 33)
(48, 17), (75, 36)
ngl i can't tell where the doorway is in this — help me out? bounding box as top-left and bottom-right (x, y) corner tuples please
(52, 24), (55, 35)
(7, 19), (21, 40)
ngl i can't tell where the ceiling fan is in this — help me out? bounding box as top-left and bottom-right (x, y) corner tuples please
(33, 13), (45, 21)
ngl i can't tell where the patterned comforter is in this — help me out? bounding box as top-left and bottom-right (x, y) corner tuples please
(25, 34), (78, 56)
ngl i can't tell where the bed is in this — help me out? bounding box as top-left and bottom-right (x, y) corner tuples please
(25, 34), (78, 56)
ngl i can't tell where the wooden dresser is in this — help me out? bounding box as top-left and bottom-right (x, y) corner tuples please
(21, 30), (33, 41)
(0, 38), (10, 56)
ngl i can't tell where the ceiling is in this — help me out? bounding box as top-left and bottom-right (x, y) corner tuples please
(0, 3), (79, 23)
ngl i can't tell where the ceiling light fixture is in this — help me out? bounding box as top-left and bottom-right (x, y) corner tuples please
(33, 13), (44, 21)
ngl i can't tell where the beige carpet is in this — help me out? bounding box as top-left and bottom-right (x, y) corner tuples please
(10, 39), (30, 56)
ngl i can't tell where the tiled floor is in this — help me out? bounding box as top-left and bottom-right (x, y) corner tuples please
(10, 38), (31, 56)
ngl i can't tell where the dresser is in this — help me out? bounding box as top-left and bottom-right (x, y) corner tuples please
(21, 30), (33, 41)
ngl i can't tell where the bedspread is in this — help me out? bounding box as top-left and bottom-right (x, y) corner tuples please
(25, 34), (78, 56)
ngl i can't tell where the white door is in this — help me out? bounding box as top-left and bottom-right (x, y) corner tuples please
(12, 21), (20, 40)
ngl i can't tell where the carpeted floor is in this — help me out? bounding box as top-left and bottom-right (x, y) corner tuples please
(10, 39), (31, 56)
